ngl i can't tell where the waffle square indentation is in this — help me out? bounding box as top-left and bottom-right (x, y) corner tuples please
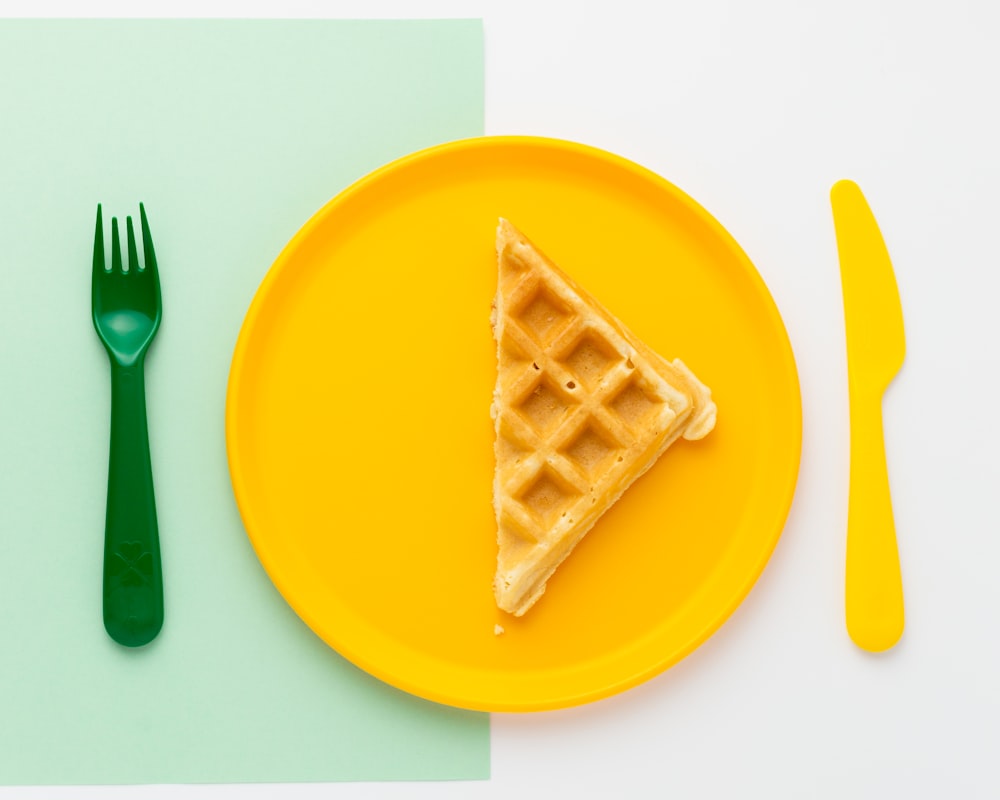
(561, 418), (623, 478)
(514, 284), (571, 343)
(561, 330), (621, 391)
(609, 377), (660, 429)
(517, 378), (577, 434)
(517, 468), (580, 527)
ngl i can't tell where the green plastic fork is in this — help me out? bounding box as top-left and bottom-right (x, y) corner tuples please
(92, 203), (163, 647)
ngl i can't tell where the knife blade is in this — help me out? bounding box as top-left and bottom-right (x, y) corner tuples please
(830, 179), (906, 653)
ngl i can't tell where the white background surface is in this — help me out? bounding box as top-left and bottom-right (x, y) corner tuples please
(1, 0), (998, 798)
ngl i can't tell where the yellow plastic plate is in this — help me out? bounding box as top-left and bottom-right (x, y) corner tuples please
(225, 136), (802, 712)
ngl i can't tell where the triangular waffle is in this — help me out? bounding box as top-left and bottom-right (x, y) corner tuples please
(490, 219), (716, 616)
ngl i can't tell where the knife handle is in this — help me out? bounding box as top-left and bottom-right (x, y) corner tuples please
(845, 385), (904, 652)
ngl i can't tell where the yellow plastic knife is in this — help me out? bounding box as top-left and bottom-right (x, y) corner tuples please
(831, 179), (906, 653)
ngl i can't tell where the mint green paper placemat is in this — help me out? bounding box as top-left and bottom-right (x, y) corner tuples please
(0, 19), (487, 784)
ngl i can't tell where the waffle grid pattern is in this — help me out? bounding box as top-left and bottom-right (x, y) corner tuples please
(497, 273), (676, 542)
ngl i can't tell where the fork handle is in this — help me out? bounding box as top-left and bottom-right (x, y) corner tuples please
(103, 359), (164, 647)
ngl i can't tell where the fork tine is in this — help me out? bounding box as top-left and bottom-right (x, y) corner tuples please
(126, 216), (139, 273)
(92, 203), (105, 276)
(139, 203), (158, 280)
(111, 217), (122, 273)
